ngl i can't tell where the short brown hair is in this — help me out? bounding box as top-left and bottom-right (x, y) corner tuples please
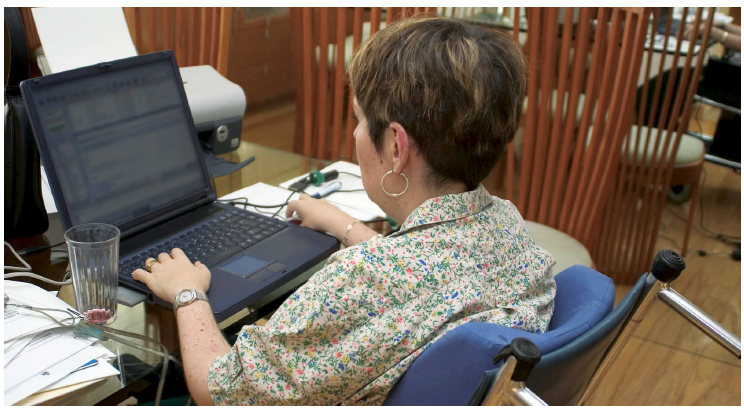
(348, 17), (526, 190)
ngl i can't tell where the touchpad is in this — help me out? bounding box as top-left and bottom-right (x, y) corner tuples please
(221, 255), (271, 279)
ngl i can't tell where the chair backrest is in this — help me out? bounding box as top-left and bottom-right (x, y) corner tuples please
(593, 8), (714, 283)
(122, 7), (233, 76)
(521, 272), (652, 405)
(292, 7), (437, 161)
(465, 272), (652, 406)
(383, 265), (615, 406)
(502, 8), (652, 255)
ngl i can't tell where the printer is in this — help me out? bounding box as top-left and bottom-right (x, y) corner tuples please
(180, 65), (246, 155)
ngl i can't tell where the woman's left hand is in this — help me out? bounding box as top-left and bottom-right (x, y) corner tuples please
(132, 248), (211, 303)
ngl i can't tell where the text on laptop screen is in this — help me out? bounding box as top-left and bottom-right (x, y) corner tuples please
(32, 60), (207, 227)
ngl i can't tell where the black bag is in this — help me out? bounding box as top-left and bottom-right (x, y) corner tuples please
(4, 7), (49, 237)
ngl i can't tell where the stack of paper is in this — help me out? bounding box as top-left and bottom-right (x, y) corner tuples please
(4, 281), (120, 405)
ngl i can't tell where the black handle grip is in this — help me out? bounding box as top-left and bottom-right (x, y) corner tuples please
(650, 249), (686, 283)
(493, 337), (541, 382)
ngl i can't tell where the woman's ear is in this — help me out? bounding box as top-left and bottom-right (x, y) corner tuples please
(389, 122), (410, 174)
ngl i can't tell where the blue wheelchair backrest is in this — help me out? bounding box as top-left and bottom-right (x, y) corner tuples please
(383, 265), (618, 406)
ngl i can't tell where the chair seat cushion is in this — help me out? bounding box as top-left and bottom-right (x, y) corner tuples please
(525, 221), (593, 273)
(586, 125), (705, 166)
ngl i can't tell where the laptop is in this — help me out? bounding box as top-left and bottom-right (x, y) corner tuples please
(21, 51), (340, 322)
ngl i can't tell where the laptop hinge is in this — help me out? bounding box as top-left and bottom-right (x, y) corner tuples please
(120, 196), (212, 240)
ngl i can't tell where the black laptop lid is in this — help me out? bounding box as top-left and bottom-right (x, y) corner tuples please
(21, 51), (215, 232)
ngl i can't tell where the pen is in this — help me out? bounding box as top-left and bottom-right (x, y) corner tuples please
(311, 181), (342, 199)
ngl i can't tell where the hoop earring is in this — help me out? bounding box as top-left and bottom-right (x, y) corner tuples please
(381, 170), (409, 197)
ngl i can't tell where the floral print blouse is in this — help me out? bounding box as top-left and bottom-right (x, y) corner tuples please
(207, 184), (556, 405)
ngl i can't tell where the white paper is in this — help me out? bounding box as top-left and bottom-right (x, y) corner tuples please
(4, 280), (80, 343)
(220, 182), (379, 222)
(279, 161), (386, 220)
(4, 341), (105, 405)
(39, 358), (119, 393)
(4, 327), (95, 393)
(32, 8), (137, 74)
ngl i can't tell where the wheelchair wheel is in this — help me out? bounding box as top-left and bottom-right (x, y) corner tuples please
(668, 184), (692, 203)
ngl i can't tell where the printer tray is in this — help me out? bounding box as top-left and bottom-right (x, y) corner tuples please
(202, 148), (254, 178)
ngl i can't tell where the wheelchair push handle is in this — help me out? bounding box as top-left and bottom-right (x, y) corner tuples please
(493, 338), (542, 382)
(486, 338), (547, 405)
(650, 249), (686, 283)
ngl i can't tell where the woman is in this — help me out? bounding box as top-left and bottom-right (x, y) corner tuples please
(133, 17), (556, 406)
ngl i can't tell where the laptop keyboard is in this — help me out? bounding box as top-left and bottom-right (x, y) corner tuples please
(118, 210), (287, 278)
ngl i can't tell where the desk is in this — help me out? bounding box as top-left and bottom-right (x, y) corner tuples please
(8, 141), (331, 405)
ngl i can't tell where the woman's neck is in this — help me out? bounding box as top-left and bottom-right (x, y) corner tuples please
(388, 180), (469, 225)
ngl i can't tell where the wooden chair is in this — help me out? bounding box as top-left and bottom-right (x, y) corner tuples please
(594, 7), (714, 283)
(122, 7), (233, 76)
(292, 7), (435, 161)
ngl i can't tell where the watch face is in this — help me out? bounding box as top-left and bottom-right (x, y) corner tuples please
(178, 291), (193, 304)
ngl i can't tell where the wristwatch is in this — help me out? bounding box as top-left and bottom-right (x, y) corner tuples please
(173, 289), (209, 315)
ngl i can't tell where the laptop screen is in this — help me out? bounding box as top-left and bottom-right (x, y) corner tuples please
(29, 59), (208, 227)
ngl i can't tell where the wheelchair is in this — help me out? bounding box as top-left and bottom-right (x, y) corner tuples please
(383, 250), (741, 406)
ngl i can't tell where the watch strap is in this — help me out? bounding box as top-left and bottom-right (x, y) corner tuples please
(173, 290), (209, 315)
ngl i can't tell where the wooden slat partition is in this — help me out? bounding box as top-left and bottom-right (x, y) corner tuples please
(525, 8), (559, 221)
(315, 9), (331, 159)
(502, 8), (656, 272)
(123, 7), (232, 76)
(517, 8), (542, 212)
(297, 7), (432, 161)
(537, 7), (575, 224)
(547, 7), (593, 227)
(343, 7), (364, 160)
(505, 7), (520, 201)
(593, 8), (714, 283)
(331, 7), (347, 160)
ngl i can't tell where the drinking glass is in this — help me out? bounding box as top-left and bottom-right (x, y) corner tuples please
(65, 223), (120, 325)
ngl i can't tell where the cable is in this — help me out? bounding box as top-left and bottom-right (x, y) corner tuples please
(4, 241), (32, 271)
(337, 171), (362, 179)
(4, 272), (72, 286)
(17, 241), (66, 256)
(697, 168), (740, 240)
(665, 168), (740, 242)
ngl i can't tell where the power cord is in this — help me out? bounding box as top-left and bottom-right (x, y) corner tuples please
(4, 242), (73, 286)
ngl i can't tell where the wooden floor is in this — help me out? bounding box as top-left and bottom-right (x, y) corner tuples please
(239, 100), (741, 405)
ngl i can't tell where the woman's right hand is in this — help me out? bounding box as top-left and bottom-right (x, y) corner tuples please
(285, 194), (355, 239)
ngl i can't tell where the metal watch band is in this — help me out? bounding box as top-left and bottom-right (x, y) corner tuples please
(173, 289), (209, 315)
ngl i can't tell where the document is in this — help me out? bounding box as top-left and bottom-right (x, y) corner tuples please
(4, 327), (95, 393)
(32, 8), (137, 74)
(221, 182), (380, 222)
(39, 358), (119, 393)
(4, 341), (105, 406)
